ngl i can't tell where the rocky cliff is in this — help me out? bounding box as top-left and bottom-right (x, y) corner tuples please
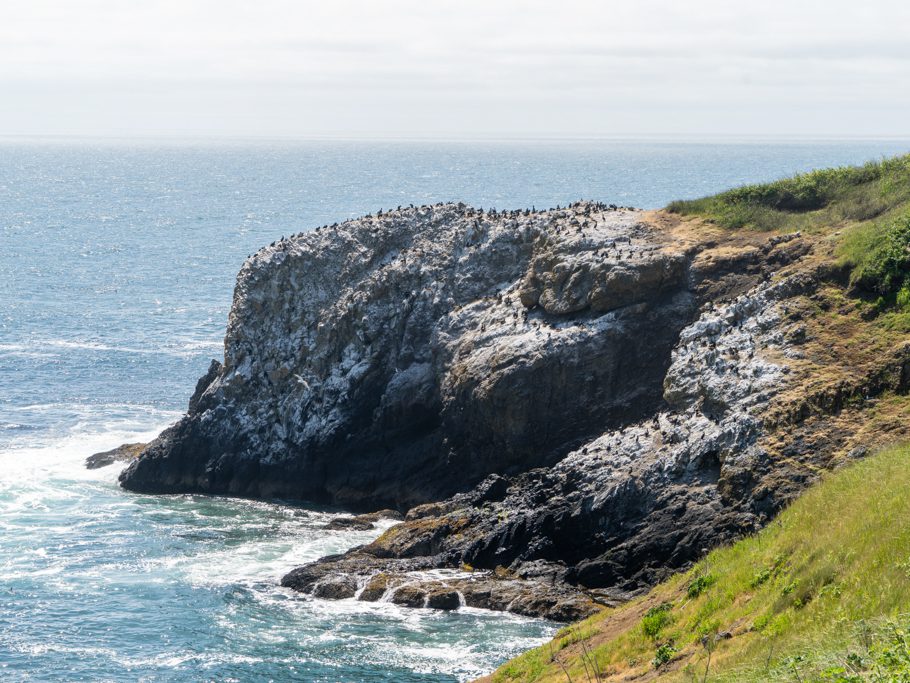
(120, 203), (697, 510)
(119, 198), (910, 621)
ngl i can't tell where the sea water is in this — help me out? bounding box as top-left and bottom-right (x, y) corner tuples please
(1, 138), (908, 681)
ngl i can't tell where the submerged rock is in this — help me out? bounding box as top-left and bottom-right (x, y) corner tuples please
(322, 517), (374, 531)
(322, 509), (403, 531)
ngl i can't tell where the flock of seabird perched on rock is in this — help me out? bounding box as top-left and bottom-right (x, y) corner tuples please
(246, 201), (641, 261)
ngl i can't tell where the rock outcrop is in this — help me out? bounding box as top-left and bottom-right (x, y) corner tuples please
(281, 561), (613, 622)
(86, 442), (146, 469)
(120, 203), (696, 511)
(279, 273), (813, 617)
(117, 201), (905, 621)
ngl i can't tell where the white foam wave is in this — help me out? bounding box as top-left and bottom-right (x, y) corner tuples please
(181, 517), (399, 588)
(0, 419), (172, 493)
(0, 404), (181, 454)
(0, 420), (555, 683)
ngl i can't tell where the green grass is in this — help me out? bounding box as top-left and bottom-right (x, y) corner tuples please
(487, 443), (910, 682)
(667, 153), (910, 233)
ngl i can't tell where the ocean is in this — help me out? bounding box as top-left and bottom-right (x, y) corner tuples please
(1, 138), (908, 681)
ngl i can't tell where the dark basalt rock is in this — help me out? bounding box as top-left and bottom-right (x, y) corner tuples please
(322, 517), (375, 531)
(357, 573), (390, 601)
(280, 549), (604, 621)
(321, 509), (404, 531)
(85, 442), (146, 469)
(311, 576), (357, 600)
(425, 587), (461, 610)
(390, 585), (426, 608)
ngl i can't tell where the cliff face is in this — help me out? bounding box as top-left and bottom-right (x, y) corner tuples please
(120, 203), (697, 510)
(119, 199), (910, 621)
(278, 268), (814, 619)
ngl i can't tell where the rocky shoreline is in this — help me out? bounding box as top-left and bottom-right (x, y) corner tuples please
(277, 265), (813, 619)
(99, 201), (906, 621)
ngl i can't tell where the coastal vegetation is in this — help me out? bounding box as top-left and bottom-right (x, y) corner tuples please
(484, 442), (910, 682)
(673, 153), (910, 315)
(668, 153), (910, 235)
(839, 211), (910, 309)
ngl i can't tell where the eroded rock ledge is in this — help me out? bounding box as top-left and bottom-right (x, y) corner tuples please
(281, 560), (615, 622)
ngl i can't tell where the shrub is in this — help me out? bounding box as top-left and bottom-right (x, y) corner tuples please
(751, 567), (773, 588)
(897, 284), (910, 310)
(815, 665), (862, 682)
(652, 642), (677, 669)
(642, 603), (674, 639)
(849, 212), (910, 297)
(871, 621), (910, 677)
(687, 573), (717, 598)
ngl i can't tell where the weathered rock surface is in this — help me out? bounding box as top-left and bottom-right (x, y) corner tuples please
(116, 201), (904, 621)
(280, 561), (606, 622)
(278, 273), (814, 617)
(86, 442), (146, 469)
(120, 203), (697, 510)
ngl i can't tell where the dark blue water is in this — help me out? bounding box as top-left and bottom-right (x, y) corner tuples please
(1, 138), (908, 681)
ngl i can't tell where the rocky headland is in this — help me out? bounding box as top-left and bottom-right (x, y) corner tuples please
(114, 196), (910, 621)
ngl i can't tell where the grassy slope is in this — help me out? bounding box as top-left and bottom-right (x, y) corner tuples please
(667, 154), (910, 234)
(670, 153), (910, 314)
(485, 444), (910, 682)
(482, 155), (910, 683)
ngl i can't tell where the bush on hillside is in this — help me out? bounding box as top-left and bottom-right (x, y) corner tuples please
(850, 213), (910, 295)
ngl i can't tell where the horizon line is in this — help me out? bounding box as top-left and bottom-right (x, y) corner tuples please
(2, 133), (910, 146)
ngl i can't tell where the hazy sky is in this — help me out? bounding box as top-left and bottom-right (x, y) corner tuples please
(1, 0), (908, 139)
